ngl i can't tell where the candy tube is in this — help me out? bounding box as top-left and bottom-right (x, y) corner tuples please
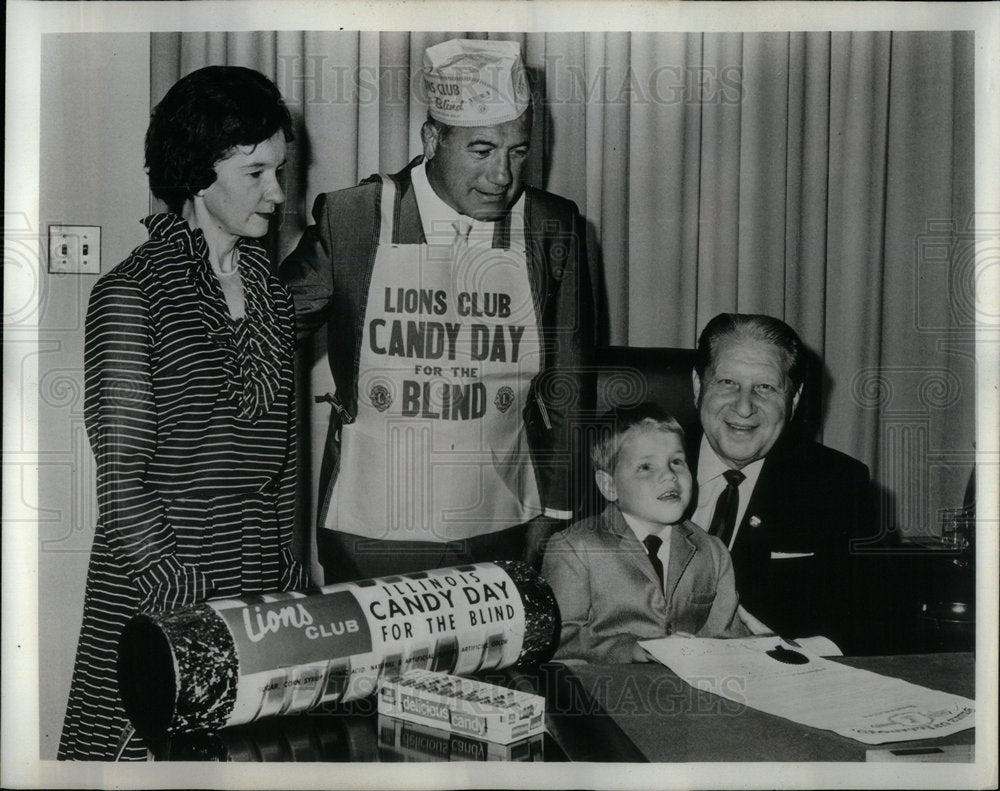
(118, 561), (559, 739)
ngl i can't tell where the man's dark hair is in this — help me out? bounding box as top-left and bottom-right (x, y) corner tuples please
(590, 402), (685, 474)
(145, 65), (294, 214)
(694, 313), (806, 391)
(423, 114), (453, 146)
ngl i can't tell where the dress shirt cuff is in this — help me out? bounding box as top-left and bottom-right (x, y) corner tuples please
(543, 508), (574, 521)
(279, 546), (311, 591)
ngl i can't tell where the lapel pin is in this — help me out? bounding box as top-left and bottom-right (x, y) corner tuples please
(749, 516), (762, 528)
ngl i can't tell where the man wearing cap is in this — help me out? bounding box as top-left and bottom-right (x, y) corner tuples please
(281, 39), (594, 582)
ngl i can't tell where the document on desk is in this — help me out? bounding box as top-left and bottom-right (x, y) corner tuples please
(638, 636), (975, 745)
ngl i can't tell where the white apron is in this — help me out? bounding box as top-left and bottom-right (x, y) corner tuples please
(326, 177), (543, 542)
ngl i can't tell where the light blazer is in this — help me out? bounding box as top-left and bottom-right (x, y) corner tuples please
(686, 427), (876, 652)
(540, 505), (749, 664)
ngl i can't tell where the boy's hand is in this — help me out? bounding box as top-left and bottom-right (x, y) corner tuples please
(631, 642), (652, 663)
(737, 605), (773, 635)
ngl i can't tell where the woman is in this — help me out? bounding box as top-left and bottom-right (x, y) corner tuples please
(58, 66), (308, 761)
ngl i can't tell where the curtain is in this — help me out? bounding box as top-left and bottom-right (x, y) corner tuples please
(150, 30), (975, 542)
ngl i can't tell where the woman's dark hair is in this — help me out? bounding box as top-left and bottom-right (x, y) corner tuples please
(145, 65), (294, 214)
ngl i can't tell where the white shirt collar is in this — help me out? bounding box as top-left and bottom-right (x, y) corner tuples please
(621, 511), (673, 589)
(621, 510), (672, 545)
(696, 435), (766, 487)
(410, 159), (484, 243)
(694, 435), (766, 540)
(411, 159), (527, 246)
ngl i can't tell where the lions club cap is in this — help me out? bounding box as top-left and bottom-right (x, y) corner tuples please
(423, 38), (530, 127)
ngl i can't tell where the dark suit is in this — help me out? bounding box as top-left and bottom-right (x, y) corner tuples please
(687, 429), (877, 653)
(541, 505), (749, 664)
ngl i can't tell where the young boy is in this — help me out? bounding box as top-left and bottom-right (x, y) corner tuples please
(541, 403), (749, 663)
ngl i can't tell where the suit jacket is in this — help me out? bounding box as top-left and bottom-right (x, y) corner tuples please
(687, 428), (876, 652)
(540, 506), (749, 664)
(280, 157), (595, 522)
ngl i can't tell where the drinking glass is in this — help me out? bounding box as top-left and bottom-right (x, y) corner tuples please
(938, 506), (972, 551)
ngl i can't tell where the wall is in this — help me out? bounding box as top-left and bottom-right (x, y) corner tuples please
(37, 33), (151, 759)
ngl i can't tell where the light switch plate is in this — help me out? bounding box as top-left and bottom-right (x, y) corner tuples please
(49, 225), (101, 274)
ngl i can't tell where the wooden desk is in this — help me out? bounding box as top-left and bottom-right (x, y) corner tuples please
(567, 653), (974, 762)
(160, 654), (973, 763)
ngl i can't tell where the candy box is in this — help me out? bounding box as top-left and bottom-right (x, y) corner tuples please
(378, 669), (545, 745)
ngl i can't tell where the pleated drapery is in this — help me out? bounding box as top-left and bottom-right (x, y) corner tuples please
(150, 30), (975, 541)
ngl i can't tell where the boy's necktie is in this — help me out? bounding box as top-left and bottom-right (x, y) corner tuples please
(642, 533), (665, 592)
(708, 469), (746, 548)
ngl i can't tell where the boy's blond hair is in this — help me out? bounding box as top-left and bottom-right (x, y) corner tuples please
(590, 403), (685, 474)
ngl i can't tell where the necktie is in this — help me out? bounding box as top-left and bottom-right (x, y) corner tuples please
(708, 469), (746, 548)
(452, 218), (472, 250)
(642, 533), (665, 592)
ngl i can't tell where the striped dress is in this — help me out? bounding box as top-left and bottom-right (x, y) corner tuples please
(58, 214), (308, 761)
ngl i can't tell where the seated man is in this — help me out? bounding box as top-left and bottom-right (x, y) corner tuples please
(688, 313), (875, 652)
(542, 403), (749, 664)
